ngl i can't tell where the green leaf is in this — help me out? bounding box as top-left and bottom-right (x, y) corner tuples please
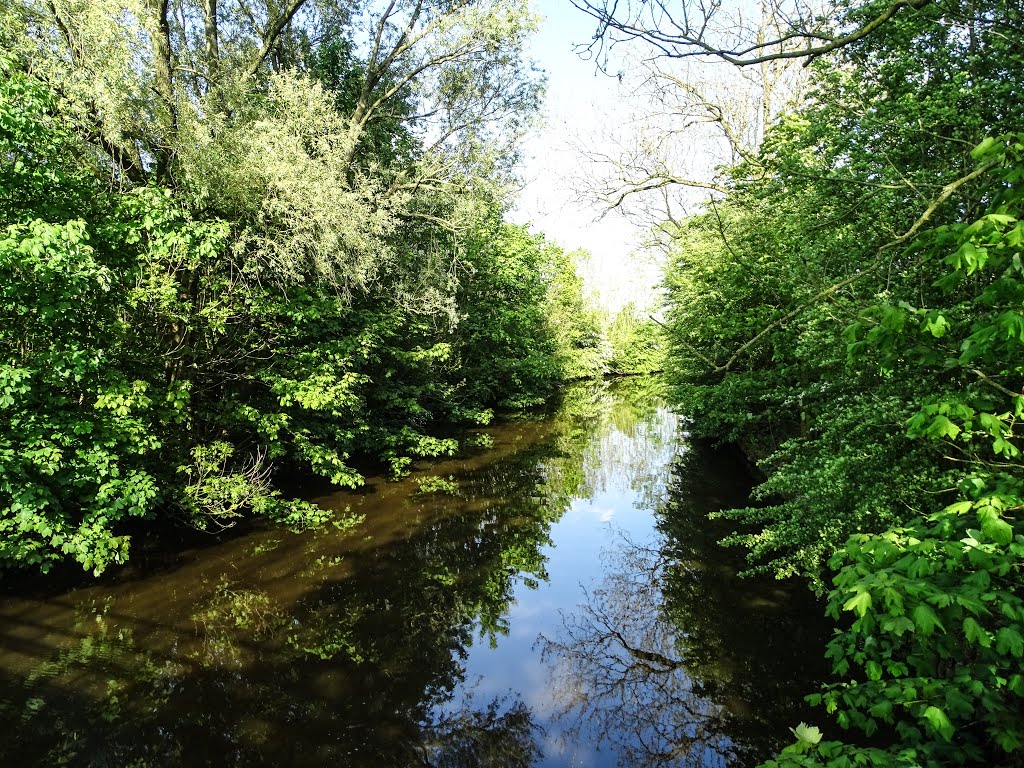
(945, 500), (974, 515)
(971, 136), (1000, 160)
(922, 705), (955, 741)
(963, 617), (992, 648)
(924, 313), (949, 338)
(1009, 674), (1024, 695)
(790, 724), (823, 753)
(866, 660), (883, 680)
(982, 517), (1014, 545)
(843, 590), (873, 617)
(912, 604), (945, 636)
(869, 700), (893, 720)
(927, 415), (961, 440)
(995, 627), (1024, 658)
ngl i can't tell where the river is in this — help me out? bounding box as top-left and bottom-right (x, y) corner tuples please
(0, 377), (829, 767)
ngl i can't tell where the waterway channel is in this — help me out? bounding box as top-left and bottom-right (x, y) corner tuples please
(0, 377), (829, 767)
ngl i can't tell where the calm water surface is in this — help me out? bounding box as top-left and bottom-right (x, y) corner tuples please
(0, 378), (828, 767)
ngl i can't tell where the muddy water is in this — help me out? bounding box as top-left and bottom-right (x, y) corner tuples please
(0, 378), (828, 767)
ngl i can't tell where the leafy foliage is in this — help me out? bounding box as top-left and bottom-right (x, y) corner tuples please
(0, 0), (605, 573)
(544, 249), (607, 380)
(606, 302), (665, 375)
(651, 2), (1024, 764)
(766, 137), (1024, 767)
(0, 64), (162, 572)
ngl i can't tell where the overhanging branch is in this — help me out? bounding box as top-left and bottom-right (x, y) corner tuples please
(573, 0), (936, 67)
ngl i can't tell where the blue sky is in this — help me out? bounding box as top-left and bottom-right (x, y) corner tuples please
(512, 0), (664, 313)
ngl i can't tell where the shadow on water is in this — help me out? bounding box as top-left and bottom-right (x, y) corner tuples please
(0, 378), (828, 767)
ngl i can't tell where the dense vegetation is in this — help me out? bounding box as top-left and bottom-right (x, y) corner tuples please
(606, 301), (665, 375)
(11, 0), (1021, 764)
(577, 0), (1024, 764)
(0, 0), (634, 575)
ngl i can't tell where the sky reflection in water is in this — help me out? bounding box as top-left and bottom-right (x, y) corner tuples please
(0, 378), (827, 767)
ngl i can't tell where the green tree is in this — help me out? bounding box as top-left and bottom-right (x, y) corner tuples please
(601, 1), (1024, 764)
(606, 301), (665, 375)
(0, 62), (164, 572)
(0, 0), (579, 573)
(545, 248), (606, 380)
(454, 218), (561, 411)
(767, 134), (1024, 768)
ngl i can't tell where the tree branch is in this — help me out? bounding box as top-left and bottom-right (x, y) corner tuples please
(574, 0), (936, 67)
(712, 159), (998, 373)
(603, 173), (730, 211)
(245, 0), (306, 78)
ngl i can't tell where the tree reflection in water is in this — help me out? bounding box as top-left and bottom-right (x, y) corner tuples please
(540, 442), (829, 768)
(421, 697), (540, 768)
(1, 525), (548, 767)
(541, 534), (733, 768)
(0, 381), (606, 767)
(0, 380), (826, 767)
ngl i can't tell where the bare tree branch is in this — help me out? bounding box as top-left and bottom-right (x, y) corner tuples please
(573, 0), (936, 68)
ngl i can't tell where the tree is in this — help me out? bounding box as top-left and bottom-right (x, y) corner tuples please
(572, 0), (937, 68)
(592, 0), (1023, 763)
(658, 0), (1024, 579)
(0, 61), (162, 572)
(0, 0), (565, 572)
(606, 302), (665, 374)
(767, 135), (1024, 768)
(568, 4), (807, 245)
(454, 218), (561, 411)
(544, 248), (607, 380)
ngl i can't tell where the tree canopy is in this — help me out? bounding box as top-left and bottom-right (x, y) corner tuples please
(0, 0), (614, 574)
(581, 0), (1024, 764)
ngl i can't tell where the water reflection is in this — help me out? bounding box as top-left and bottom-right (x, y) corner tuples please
(539, 442), (829, 767)
(0, 432), (566, 765)
(0, 379), (826, 767)
(546, 377), (672, 510)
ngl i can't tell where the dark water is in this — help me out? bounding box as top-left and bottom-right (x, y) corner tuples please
(0, 378), (829, 767)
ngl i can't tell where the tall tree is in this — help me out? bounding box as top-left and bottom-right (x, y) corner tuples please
(0, 0), (564, 573)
